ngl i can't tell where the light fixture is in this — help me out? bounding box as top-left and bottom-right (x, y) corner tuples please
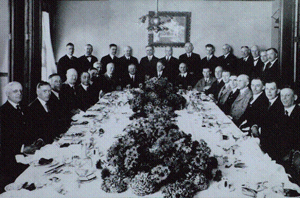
(139, 0), (171, 33)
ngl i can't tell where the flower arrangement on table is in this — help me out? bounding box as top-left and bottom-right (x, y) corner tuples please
(101, 77), (222, 197)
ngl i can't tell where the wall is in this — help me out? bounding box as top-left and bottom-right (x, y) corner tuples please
(0, 0), (9, 105)
(52, 0), (273, 62)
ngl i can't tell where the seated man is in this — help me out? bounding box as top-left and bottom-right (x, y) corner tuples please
(99, 62), (121, 94)
(220, 74), (239, 114)
(60, 68), (80, 116)
(205, 66), (225, 99)
(93, 61), (104, 75)
(0, 82), (30, 191)
(121, 63), (143, 88)
(27, 81), (58, 144)
(239, 78), (269, 131)
(78, 44), (98, 75)
(179, 42), (201, 76)
(217, 70), (231, 106)
(230, 74), (252, 124)
(151, 61), (168, 79)
(194, 67), (216, 92)
(174, 63), (195, 90)
(76, 72), (94, 111)
(218, 44), (237, 73)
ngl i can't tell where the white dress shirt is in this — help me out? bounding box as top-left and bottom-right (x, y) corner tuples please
(250, 92), (263, 104)
(38, 97), (49, 112)
(285, 104), (296, 116)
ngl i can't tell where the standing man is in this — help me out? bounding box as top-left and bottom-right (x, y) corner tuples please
(57, 43), (79, 82)
(78, 44), (98, 75)
(118, 46), (139, 79)
(159, 46), (179, 82)
(201, 44), (219, 74)
(230, 74), (253, 124)
(179, 42), (201, 77)
(139, 45), (159, 80)
(0, 82), (30, 191)
(100, 44), (119, 74)
(250, 45), (263, 78)
(260, 50), (269, 78)
(262, 48), (280, 82)
(218, 44), (237, 73)
(238, 46), (253, 76)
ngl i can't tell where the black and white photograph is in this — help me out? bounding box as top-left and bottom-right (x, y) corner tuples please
(1, 0), (300, 197)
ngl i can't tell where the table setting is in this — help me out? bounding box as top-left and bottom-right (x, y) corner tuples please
(2, 80), (300, 197)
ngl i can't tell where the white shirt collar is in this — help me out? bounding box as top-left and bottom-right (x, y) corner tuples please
(269, 58), (278, 68)
(51, 90), (59, 99)
(243, 56), (249, 61)
(148, 55), (153, 60)
(8, 99), (19, 109)
(285, 104), (296, 116)
(68, 82), (75, 88)
(224, 53), (230, 59)
(232, 87), (238, 93)
(37, 97), (49, 112)
(180, 72), (187, 77)
(110, 54), (115, 60)
(129, 73), (135, 78)
(125, 55), (130, 59)
(207, 55), (213, 59)
(225, 83), (231, 88)
(240, 86), (248, 94)
(81, 83), (89, 91)
(217, 79), (222, 83)
(253, 56), (260, 61)
(67, 54), (73, 59)
(269, 96), (278, 106)
(251, 92), (263, 104)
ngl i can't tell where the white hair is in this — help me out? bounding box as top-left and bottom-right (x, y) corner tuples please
(5, 81), (22, 96)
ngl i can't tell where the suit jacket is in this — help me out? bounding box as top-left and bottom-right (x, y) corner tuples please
(221, 89), (240, 115)
(179, 53), (202, 76)
(151, 70), (169, 80)
(0, 101), (29, 178)
(205, 79), (225, 99)
(100, 54), (119, 74)
(218, 53), (237, 74)
(230, 87), (253, 123)
(159, 56), (179, 82)
(217, 84), (232, 106)
(261, 59), (280, 82)
(78, 55), (98, 75)
(118, 55), (139, 77)
(239, 92), (269, 127)
(121, 73), (143, 88)
(57, 55), (80, 82)
(60, 83), (79, 114)
(139, 56), (159, 79)
(201, 55), (219, 74)
(251, 58), (264, 78)
(194, 77), (216, 92)
(27, 98), (58, 144)
(76, 84), (94, 111)
(237, 56), (254, 76)
(99, 73), (120, 93)
(174, 73), (195, 90)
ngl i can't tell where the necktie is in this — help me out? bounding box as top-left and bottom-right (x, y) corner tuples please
(268, 101), (272, 109)
(285, 110), (289, 116)
(45, 102), (49, 113)
(131, 75), (134, 81)
(266, 62), (271, 70)
(148, 56), (152, 61)
(16, 105), (24, 115)
(158, 72), (161, 78)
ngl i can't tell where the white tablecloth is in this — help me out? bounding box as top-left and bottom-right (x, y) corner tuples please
(1, 91), (299, 198)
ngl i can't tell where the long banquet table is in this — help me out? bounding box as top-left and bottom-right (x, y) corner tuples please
(1, 91), (300, 198)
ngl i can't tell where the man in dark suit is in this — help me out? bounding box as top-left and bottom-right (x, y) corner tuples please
(230, 74), (253, 124)
(139, 45), (159, 80)
(93, 61), (104, 76)
(217, 70), (232, 106)
(76, 72), (94, 111)
(218, 44), (237, 74)
(237, 46), (253, 76)
(27, 81), (58, 144)
(118, 46), (139, 80)
(201, 44), (219, 74)
(179, 42), (201, 77)
(174, 63), (195, 90)
(99, 63), (121, 94)
(239, 78), (269, 130)
(100, 43), (119, 74)
(78, 44), (98, 75)
(250, 45), (263, 78)
(194, 67), (216, 92)
(0, 82), (30, 191)
(259, 50), (269, 78)
(205, 66), (225, 100)
(159, 46), (179, 83)
(60, 68), (80, 116)
(121, 64), (143, 88)
(48, 73), (70, 133)
(262, 48), (280, 82)
(57, 43), (80, 82)
(150, 61), (169, 80)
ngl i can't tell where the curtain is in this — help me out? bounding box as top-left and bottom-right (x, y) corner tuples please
(41, 11), (56, 81)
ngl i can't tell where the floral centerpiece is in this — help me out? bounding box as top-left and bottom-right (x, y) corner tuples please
(101, 77), (221, 197)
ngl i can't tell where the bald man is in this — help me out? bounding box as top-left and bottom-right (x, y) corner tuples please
(179, 42), (202, 77)
(218, 44), (237, 73)
(230, 74), (253, 124)
(159, 46), (179, 82)
(78, 44), (98, 75)
(118, 46), (139, 79)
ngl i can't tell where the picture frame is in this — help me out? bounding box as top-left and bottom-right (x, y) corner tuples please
(148, 11), (191, 47)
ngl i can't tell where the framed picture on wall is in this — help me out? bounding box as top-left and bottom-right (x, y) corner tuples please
(148, 11), (191, 47)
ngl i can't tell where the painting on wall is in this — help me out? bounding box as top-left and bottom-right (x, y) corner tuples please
(148, 11), (191, 47)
